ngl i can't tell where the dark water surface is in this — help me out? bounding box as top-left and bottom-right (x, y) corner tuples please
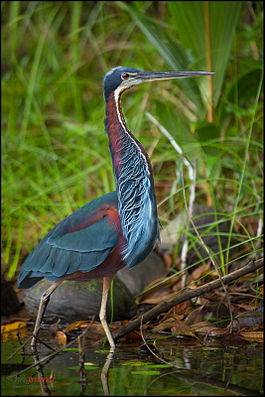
(2, 332), (263, 396)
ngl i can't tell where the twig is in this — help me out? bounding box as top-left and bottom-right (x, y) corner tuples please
(34, 335), (58, 352)
(7, 335), (32, 360)
(8, 332), (56, 361)
(139, 317), (180, 368)
(33, 353), (51, 396)
(111, 258), (263, 342)
(251, 179), (263, 244)
(179, 160), (197, 287)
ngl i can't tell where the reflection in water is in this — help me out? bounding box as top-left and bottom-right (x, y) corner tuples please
(78, 332), (88, 395)
(32, 353), (51, 396)
(3, 336), (263, 396)
(101, 350), (114, 396)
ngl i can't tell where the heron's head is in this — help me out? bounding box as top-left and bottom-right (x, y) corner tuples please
(103, 66), (214, 101)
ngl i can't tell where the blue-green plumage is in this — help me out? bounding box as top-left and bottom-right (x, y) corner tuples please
(17, 191), (120, 288)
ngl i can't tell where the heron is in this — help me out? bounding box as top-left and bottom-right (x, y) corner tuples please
(17, 66), (213, 351)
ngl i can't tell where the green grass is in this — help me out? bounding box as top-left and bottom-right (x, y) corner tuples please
(2, 1), (263, 279)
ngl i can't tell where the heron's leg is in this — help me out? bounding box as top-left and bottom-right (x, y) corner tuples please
(31, 280), (62, 352)
(99, 276), (115, 352)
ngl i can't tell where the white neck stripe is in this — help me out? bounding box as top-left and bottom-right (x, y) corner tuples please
(113, 86), (150, 176)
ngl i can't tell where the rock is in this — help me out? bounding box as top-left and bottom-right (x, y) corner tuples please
(23, 251), (167, 323)
(24, 277), (136, 323)
(160, 204), (242, 267)
(117, 251), (166, 296)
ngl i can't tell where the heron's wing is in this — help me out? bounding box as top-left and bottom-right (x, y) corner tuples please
(17, 191), (119, 288)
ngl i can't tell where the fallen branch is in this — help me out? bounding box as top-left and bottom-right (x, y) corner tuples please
(112, 257), (263, 342)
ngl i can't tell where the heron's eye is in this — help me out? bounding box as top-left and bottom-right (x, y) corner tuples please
(122, 73), (130, 80)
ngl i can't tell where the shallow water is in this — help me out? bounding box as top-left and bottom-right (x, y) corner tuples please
(2, 331), (263, 396)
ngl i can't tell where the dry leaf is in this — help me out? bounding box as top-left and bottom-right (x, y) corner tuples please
(173, 300), (192, 317)
(55, 330), (67, 344)
(232, 303), (257, 312)
(189, 321), (227, 337)
(65, 320), (90, 332)
(1, 321), (27, 334)
(153, 316), (196, 338)
(240, 330), (263, 343)
(1, 321), (28, 342)
(190, 262), (211, 281)
(140, 291), (178, 305)
(122, 330), (142, 342)
(138, 273), (181, 304)
(171, 319), (197, 338)
(162, 253), (172, 271)
(153, 317), (176, 332)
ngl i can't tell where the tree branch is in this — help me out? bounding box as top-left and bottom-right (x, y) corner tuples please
(112, 258), (263, 342)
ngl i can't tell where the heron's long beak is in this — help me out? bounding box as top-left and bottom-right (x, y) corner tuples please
(135, 70), (214, 83)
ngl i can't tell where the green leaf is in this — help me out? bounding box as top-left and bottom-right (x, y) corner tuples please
(228, 68), (264, 107)
(68, 365), (99, 370)
(155, 101), (203, 161)
(168, 1), (242, 106)
(195, 122), (221, 156)
(117, 2), (205, 114)
(122, 361), (147, 366)
(131, 370), (161, 376)
(62, 348), (79, 352)
(146, 364), (173, 368)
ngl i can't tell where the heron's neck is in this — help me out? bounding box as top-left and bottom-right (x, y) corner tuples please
(104, 91), (158, 268)
(104, 91), (154, 190)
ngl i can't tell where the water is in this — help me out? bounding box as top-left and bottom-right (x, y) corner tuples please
(2, 332), (263, 396)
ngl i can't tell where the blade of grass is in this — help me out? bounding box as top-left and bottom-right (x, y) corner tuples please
(225, 70), (264, 265)
(20, 4), (60, 144)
